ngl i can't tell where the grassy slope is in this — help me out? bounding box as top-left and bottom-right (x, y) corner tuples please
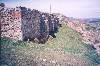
(1, 24), (100, 66)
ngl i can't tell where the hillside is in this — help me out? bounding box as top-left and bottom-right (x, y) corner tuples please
(1, 3), (100, 66)
(82, 18), (100, 28)
(1, 24), (100, 66)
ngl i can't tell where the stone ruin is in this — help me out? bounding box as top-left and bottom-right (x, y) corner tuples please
(0, 3), (59, 43)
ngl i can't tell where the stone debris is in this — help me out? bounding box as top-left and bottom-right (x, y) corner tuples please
(43, 59), (46, 62)
(67, 18), (100, 54)
(1, 3), (60, 43)
(51, 60), (57, 63)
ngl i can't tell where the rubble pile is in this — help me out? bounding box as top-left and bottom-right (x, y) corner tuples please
(0, 3), (59, 43)
(67, 19), (100, 54)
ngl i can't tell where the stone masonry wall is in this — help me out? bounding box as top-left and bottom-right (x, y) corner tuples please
(20, 7), (59, 43)
(1, 5), (23, 40)
(1, 4), (59, 43)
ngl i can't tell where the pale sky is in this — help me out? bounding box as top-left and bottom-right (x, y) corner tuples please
(0, 0), (100, 18)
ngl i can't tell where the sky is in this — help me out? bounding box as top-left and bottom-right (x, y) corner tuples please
(0, 0), (100, 18)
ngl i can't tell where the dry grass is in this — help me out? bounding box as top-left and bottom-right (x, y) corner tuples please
(0, 24), (100, 66)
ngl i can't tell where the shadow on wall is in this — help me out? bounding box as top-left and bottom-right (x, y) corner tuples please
(21, 10), (60, 44)
(1, 4), (60, 44)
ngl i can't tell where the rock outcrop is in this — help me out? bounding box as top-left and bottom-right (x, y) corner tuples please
(0, 3), (59, 43)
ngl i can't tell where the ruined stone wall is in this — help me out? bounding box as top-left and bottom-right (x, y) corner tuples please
(1, 4), (59, 43)
(20, 7), (59, 43)
(1, 5), (23, 40)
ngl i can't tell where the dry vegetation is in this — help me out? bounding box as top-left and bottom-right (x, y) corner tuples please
(1, 24), (100, 66)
